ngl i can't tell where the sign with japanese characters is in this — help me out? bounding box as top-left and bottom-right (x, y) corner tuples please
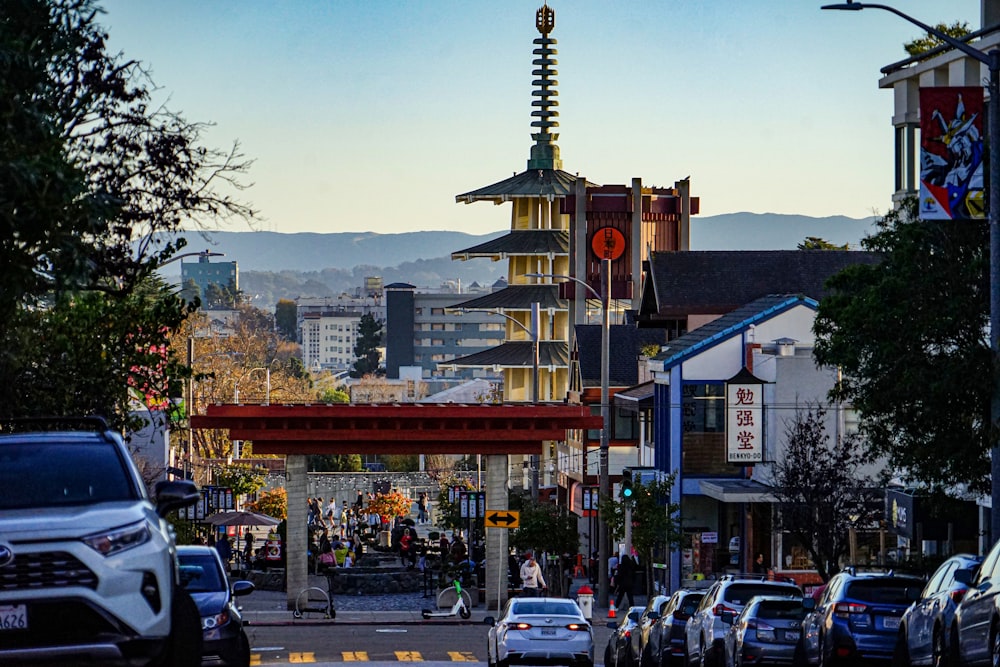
(726, 377), (763, 464)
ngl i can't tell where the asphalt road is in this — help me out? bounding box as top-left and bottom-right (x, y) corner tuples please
(244, 617), (616, 666)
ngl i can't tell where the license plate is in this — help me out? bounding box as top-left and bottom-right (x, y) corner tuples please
(784, 630), (800, 642)
(881, 616), (900, 630)
(0, 604), (27, 631)
(541, 628), (557, 636)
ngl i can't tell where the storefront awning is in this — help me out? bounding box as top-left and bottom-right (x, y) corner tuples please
(699, 479), (777, 503)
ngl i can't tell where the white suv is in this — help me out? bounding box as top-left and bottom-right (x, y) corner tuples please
(0, 418), (202, 666)
(684, 574), (802, 667)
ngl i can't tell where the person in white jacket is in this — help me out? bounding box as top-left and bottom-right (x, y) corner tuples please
(519, 553), (547, 597)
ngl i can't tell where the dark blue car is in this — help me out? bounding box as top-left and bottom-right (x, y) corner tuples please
(798, 568), (922, 665)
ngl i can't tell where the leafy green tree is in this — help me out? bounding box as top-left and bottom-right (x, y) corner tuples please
(211, 464), (266, 501)
(307, 454), (363, 472)
(813, 197), (990, 493)
(435, 475), (476, 532)
(351, 313), (384, 377)
(798, 237), (849, 250)
(509, 498), (580, 561)
(771, 407), (884, 583)
(904, 22), (971, 57)
(275, 299), (298, 340)
(0, 0), (254, 426)
(384, 454), (419, 472)
(318, 386), (350, 404)
(599, 475), (681, 595)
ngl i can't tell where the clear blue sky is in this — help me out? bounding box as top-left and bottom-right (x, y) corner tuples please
(100, 0), (981, 235)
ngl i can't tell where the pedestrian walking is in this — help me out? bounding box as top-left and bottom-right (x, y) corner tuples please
(216, 535), (233, 569)
(417, 492), (428, 524)
(519, 552), (547, 597)
(614, 554), (636, 609)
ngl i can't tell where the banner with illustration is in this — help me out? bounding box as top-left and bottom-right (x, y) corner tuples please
(919, 86), (985, 220)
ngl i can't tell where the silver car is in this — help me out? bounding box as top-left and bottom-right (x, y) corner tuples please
(485, 597), (594, 667)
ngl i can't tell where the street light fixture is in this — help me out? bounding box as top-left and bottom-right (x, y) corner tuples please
(232, 365), (275, 459)
(822, 1), (1000, 543)
(526, 257), (612, 607)
(157, 249), (225, 268)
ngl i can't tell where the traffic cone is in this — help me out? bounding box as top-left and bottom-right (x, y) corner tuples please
(608, 600), (616, 618)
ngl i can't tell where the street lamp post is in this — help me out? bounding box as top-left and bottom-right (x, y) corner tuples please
(157, 249), (225, 268)
(527, 258), (612, 607)
(822, 1), (1000, 543)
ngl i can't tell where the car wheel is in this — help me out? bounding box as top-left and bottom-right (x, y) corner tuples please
(161, 589), (202, 667)
(893, 629), (910, 667)
(640, 645), (652, 667)
(950, 624), (965, 667)
(991, 619), (1000, 667)
(230, 631), (251, 667)
(931, 624), (948, 667)
(605, 643), (614, 667)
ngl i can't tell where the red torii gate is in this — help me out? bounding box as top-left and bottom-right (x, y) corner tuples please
(192, 402), (598, 455)
(191, 401), (601, 611)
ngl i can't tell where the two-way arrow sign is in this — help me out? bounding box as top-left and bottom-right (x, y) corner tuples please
(484, 510), (520, 529)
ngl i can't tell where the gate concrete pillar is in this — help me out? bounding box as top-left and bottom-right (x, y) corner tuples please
(485, 453), (509, 611)
(285, 454), (308, 609)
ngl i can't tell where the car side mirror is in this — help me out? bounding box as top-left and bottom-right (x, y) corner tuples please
(483, 616), (496, 626)
(232, 581), (255, 597)
(954, 568), (974, 587)
(607, 621), (618, 629)
(906, 587), (922, 603)
(648, 611), (659, 621)
(720, 611), (735, 625)
(801, 597), (816, 611)
(154, 480), (200, 517)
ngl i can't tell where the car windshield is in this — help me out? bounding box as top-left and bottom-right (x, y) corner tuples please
(179, 553), (225, 592)
(512, 600), (580, 616)
(756, 600), (807, 620)
(844, 579), (916, 604)
(724, 584), (799, 605)
(0, 440), (137, 510)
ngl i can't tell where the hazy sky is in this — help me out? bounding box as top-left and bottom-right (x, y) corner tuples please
(100, 1), (981, 236)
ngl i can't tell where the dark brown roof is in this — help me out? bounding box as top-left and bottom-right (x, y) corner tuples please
(445, 341), (569, 369)
(451, 230), (569, 260)
(574, 325), (669, 388)
(449, 285), (565, 311)
(455, 170), (596, 203)
(641, 250), (881, 318)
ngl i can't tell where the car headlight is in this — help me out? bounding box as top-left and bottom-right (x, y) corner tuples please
(203, 610), (230, 630)
(82, 521), (151, 556)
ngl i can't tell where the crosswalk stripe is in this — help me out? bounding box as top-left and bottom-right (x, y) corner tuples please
(343, 651), (370, 661)
(394, 650), (424, 661)
(448, 651), (477, 661)
(289, 652), (316, 663)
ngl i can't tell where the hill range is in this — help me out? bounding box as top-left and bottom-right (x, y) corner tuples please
(163, 212), (876, 305)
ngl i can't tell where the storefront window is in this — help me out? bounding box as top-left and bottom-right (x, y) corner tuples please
(681, 383), (729, 476)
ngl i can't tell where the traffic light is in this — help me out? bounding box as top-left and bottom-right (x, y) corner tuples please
(620, 469), (634, 499)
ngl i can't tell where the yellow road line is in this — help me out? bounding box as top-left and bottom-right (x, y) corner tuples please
(394, 650), (424, 661)
(448, 651), (477, 661)
(289, 653), (316, 663)
(343, 651), (370, 661)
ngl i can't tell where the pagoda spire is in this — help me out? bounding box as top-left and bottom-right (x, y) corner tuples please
(528, 3), (562, 170)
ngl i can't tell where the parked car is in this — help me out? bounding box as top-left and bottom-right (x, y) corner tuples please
(798, 567), (922, 665)
(951, 538), (1000, 666)
(685, 574), (803, 667)
(634, 595), (672, 667)
(178, 546), (255, 667)
(605, 607), (646, 667)
(0, 417), (202, 666)
(485, 597), (594, 667)
(721, 594), (813, 666)
(648, 588), (706, 667)
(894, 553), (980, 666)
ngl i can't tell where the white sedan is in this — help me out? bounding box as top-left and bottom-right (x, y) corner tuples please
(485, 597), (594, 667)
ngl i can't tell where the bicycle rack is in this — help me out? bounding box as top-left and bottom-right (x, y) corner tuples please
(292, 586), (335, 620)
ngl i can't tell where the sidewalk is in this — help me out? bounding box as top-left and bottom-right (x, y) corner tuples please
(239, 574), (644, 627)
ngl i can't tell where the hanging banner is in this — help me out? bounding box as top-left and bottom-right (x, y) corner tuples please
(919, 86), (985, 220)
(726, 370), (764, 464)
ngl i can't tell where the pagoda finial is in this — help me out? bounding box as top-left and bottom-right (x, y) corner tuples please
(528, 4), (562, 170)
(536, 4), (554, 36)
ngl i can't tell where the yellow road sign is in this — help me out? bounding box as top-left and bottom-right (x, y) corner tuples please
(484, 510), (520, 529)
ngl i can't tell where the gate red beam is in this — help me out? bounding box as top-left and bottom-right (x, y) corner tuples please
(191, 403), (602, 456)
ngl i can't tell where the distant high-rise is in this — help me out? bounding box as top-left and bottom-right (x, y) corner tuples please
(181, 254), (238, 302)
